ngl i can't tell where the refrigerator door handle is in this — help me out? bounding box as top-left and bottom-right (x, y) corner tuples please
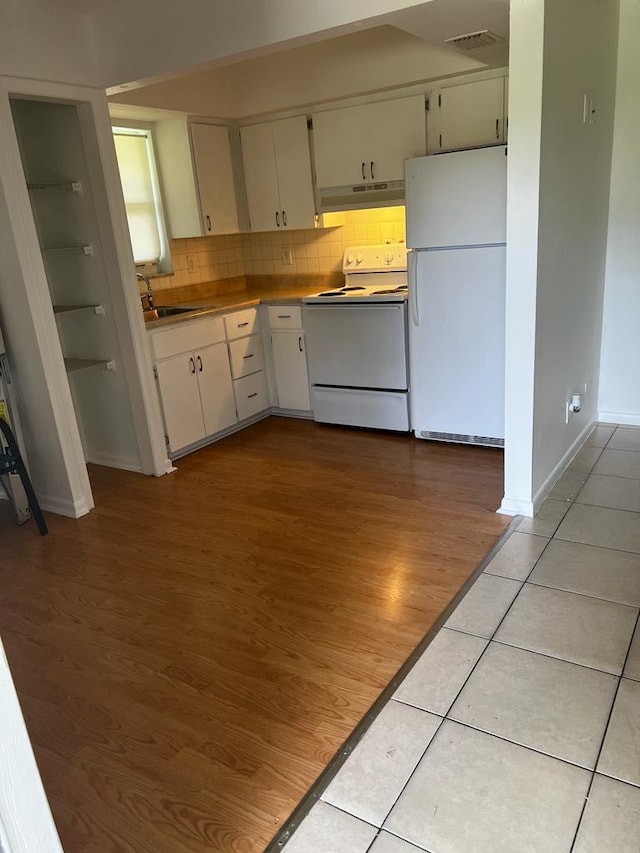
(408, 251), (420, 326)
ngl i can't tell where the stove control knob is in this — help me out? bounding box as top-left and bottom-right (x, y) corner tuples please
(356, 254), (363, 265)
(345, 254), (354, 265)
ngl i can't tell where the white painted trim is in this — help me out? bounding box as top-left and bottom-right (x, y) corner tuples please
(598, 411), (640, 427)
(85, 452), (143, 472)
(38, 492), (93, 518)
(498, 497), (534, 517)
(168, 411), (271, 461)
(0, 640), (63, 853)
(530, 418), (595, 514)
(270, 408), (314, 420)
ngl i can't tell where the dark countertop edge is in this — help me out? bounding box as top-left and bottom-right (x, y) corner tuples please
(144, 291), (316, 331)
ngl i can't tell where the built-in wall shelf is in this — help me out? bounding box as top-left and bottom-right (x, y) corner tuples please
(64, 357), (115, 375)
(43, 244), (93, 257)
(27, 180), (83, 194)
(53, 304), (105, 316)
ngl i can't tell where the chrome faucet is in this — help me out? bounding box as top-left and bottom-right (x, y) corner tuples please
(136, 272), (154, 311)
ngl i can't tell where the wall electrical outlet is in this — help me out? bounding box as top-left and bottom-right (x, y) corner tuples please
(282, 246), (293, 265)
(187, 254), (197, 273)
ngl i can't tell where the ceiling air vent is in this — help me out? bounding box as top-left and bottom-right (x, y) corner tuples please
(445, 29), (505, 51)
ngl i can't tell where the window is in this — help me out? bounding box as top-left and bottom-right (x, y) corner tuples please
(113, 127), (169, 271)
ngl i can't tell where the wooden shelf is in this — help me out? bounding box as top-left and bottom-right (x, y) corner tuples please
(64, 358), (114, 375)
(27, 180), (82, 194)
(43, 244), (93, 257)
(53, 304), (104, 316)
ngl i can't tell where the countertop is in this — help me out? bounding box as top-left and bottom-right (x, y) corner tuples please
(144, 277), (338, 331)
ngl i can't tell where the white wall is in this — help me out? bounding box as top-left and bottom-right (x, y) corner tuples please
(502, 0), (619, 515)
(599, 0), (640, 425)
(110, 26), (483, 119)
(0, 640), (64, 853)
(0, 2), (100, 86)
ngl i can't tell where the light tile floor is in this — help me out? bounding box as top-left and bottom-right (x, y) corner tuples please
(278, 424), (640, 853)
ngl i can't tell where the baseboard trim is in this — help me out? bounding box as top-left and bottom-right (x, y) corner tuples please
(38, 493), (93, 518)
(499, 418), (596, 518)
(598, 411), (640, 427)
(85, 452), (143, 473)
(531, 418), (595, 513)
(270, 407), (314, 420)
(498, 497), (534, 517)
(169, 412), (271, 461)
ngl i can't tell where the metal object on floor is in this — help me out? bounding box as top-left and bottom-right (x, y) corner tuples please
(0, 418), (47, 535)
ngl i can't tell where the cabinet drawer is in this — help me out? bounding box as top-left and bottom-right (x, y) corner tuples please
(228, 334), (265, 379)
(267, 305), (302, 329)
(234, 371), (269, 421)
(224, 308), (259, 340)
(150, 316), (225, 360)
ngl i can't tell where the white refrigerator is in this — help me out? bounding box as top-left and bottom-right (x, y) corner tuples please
(405, 145), (507, 446)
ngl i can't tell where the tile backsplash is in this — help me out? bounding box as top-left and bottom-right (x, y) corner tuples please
(150, 206), (406, 293)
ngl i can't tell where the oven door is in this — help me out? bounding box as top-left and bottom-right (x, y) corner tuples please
(303, 303), (408, 390)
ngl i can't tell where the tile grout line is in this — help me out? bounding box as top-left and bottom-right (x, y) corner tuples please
(265, 515), (523, 851)
(568, 607), (640, 853)
(370, 521), (560, 838)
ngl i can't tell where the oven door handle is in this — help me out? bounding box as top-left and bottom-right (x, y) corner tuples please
(304, 304), (403, 311)
(408, 250), (420, 327)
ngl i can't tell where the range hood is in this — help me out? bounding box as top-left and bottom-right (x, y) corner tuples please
(318, 179), (404, 212)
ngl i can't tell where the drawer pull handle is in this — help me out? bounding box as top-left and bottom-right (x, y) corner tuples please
(206, 214), (212, 231)
(277, 314), (292, 319)
(247, 392), (258, 399)
(243, 354), (254, 359)
(298, 336), (303, 352)
(362, 161), (366, 180)
(275, 211), (280, 228)
(197, 355), (203, 372)
(237, 322), (249, 328)
(189, 357), (196, 375)
(370, 161), (375, 180)
(282, 209), (287, 227)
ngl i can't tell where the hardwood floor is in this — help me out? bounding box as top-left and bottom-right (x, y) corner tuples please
(0, 419), (507, 852)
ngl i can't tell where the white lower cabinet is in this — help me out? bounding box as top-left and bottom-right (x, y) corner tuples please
(197, 342), (237, 436)
(271, 331), (311, 411)
(155, 341), (237, 453)
(234, 371), (270, 421)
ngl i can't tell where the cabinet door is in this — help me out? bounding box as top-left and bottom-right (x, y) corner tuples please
(195, 342), (238, 436)
(437, 78), (506, 152)
(312, 103), (376, 187)
(271, 332), (311, 411)
(191, 123), (239, 235)
(241, 122), (281, 232)
(273, 116), (316, 230)
(155, 353), (206, 452)
(312, 96), (426, 187)
(363, 95), (426, 183)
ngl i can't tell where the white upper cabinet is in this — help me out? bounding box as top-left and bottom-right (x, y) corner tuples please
(312, 95), (427, 188)
(154, 118), (239, 238)
(432, 78), (507, 153)
(241, 116), (316, 232)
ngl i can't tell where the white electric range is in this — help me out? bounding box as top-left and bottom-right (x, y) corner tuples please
(302, 244), (410, 431)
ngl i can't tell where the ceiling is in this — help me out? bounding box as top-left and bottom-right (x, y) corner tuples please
(108, 0), (509, 119)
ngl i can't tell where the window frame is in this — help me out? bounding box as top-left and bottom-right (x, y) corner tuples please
(111, 121), (172, 275)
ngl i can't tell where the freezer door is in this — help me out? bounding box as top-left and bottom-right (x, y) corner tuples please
(405, 146), (507, 249)
(409, 246), (506, 440)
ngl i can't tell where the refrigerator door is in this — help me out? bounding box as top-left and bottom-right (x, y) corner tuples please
(409, 245), (506, 441)
(405, 146), (507, 249)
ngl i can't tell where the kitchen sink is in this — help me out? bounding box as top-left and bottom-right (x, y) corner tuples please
(154, 305), (204, 317)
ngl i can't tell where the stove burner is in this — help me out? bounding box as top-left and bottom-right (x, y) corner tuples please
(317, 290), (346, 297)
(371, 285), (409, 295)
(342, 286), (366, 291)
